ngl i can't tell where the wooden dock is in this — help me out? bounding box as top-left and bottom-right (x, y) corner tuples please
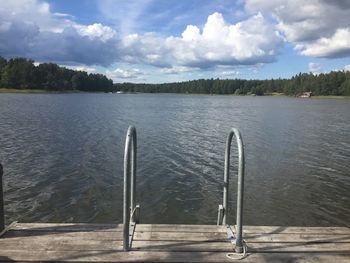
(0, 223), (349, 262)
(1, 138), (349, 262)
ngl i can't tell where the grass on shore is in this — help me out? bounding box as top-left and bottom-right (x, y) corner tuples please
(312, 95), (350, 99)
(0, 88), (80, 94)
(265, 92), (286, 96)
(1, 88), (349, 98)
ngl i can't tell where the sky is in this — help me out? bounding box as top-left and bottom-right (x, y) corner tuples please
(0, 0), (349, 83)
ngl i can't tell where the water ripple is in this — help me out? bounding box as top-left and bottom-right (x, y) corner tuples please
(0, 94), (349, 226)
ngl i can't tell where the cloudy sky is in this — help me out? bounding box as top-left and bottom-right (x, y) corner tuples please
(0, 0), (349, 83)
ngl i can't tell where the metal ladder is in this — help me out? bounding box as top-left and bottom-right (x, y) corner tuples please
(122, 126), (245, 253)
(216, 128), (245, 253)
(122, 126), (139, 251)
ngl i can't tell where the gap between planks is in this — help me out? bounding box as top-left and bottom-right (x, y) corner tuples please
(3, 230), (350, 243)
(0, 250), (350, 263)
(0, 223), (349, 262)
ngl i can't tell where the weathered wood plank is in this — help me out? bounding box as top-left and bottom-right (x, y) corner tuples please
(137, 224), (350, 234)
(131, 240), (350, 252)
(11, 223), (122, 232)
(0, 242), (233, 253)
(12, 223), (222, 232)
(136, 224), (226, 233)
(4, 230), (124, 240)
(5, 229), (350, 243)
(1, 250), (349, 262)
(0, 238), (233, 252)
(11, 223), (349, 234)
(0, 235), (234, 252)
(134, 231), (227, 241)
(0, 238), (123, 251)
(133, 231), (350, 243)
(243, 233), (350, 243)
(11, 223), (224, 233)
(1, 223), (349, 263)
(247, 242), (350, 253)
(132, 240), (233, 252)
(239, 225), (350, 234)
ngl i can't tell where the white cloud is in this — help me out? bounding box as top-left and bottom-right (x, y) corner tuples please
(300, 28), (350, 58)
(222, 71), (240, 76)
(308, 62), (322, 74)
(121, 12), (284, 68)
(245, 0), (349, 41)
(106, 68), (144, 81)
(0, 1), (286, 72)
(173, 12), (283, 67)
(160, 66), (198, 74)
(65, 65), (97, 74)
(120, 33), (169, 67)
(345, 65), (350, 72)
(0, 0), (72, 33)
(249, 63), (264, 74)
(4, 0), (349, 75)
(74, 23), (116, 42)
(0, 0), (118, 65)
(97, 0), (154, 36)
(245, 0), (350, 58)
(181, 25), (201, 42)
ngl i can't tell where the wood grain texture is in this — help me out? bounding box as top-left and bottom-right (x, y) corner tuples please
(0, 223), (349, 262)
(0, 250), (350, 262)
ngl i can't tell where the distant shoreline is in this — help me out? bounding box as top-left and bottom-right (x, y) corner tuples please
(310, 95), (350, 99)
(0, 88), (81, 94)
(1, 88), (350, 99)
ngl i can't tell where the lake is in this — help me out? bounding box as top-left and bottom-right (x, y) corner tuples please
(0, 93), (349, 227)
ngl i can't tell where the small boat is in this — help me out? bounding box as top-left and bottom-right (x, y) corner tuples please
(298, 91), (312, 98)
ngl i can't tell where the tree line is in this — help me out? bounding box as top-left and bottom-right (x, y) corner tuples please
(117, 71), (350, 96)
(0, 57), (349, 95)
(0, 57), (113, 92)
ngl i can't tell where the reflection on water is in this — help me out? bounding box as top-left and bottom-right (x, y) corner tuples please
(0, 93), (349, 226)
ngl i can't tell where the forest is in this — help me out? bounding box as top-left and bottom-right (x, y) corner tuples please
(118, 71), (350, 96)
(1, 57), (349, 96)
(0, 57), (113, 92)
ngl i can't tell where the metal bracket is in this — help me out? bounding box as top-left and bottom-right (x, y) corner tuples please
(217, 204), (224, 225)
(226, 225), (236, 247)
(226, 225), (245, 253)
(0, 221), (18, 238)
(128, 222), (136, 248)
(133, 204), (140, 224)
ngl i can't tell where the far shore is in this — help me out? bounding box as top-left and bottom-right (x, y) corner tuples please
(311, 95), (350, 99)
(0, 88), (349, 99)
(0, 88), (81, 94)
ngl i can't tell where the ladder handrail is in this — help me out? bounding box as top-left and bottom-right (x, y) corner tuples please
(221, 128), (245, 253)
(122, 126), (245, 252)
(123, 126), (137, 251)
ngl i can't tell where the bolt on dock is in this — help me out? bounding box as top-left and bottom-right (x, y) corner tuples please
(0, 127), (349, 262)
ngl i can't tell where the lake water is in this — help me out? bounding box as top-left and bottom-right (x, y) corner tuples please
(0, 93), (349, 227)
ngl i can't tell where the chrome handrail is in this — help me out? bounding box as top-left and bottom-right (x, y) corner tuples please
(122, 126), (245, 252)
(218, 128), (245, 253)
(123, 126), (138, 251)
